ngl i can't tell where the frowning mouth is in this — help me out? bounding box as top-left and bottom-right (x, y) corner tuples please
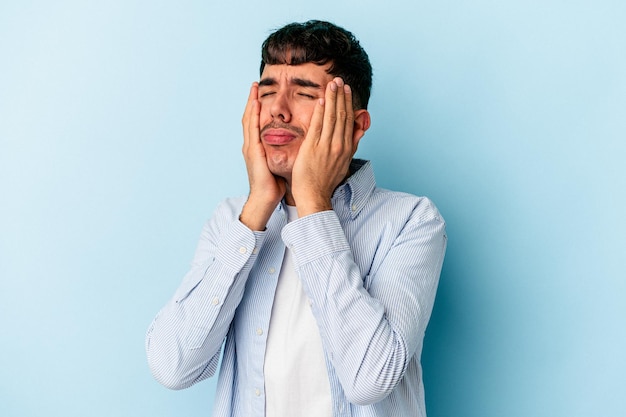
(262, 130), (296, 145)
(260, 123), (304, 145)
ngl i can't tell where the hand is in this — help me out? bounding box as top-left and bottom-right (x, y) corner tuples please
(240, 82), (286, 230)
(291, 78), (358, 217)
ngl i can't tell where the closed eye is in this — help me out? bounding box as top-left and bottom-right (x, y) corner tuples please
(298, 93), (316, 99)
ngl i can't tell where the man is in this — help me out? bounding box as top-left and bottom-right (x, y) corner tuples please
(146, 20), (447, 417)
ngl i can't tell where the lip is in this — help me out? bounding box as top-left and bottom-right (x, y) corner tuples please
(261, 128), (297, 145)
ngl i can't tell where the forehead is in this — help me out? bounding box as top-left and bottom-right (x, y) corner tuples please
(260, 62), (333, 85)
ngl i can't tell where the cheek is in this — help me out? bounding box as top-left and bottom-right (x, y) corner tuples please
(296, 104), (317, 132)
(258, 104), (272, 126)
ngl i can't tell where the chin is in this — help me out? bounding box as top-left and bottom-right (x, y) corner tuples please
(266, 151), (295, 179)
(267, 163), (293, 180)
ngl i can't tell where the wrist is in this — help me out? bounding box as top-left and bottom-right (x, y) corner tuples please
(296, 199), (333, 218)
(240, 197), (277, 231)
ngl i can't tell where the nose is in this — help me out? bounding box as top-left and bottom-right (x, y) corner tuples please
(269, 91), (292, 123)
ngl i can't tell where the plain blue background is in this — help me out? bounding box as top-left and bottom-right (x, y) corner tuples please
(1, 1), (624, 416)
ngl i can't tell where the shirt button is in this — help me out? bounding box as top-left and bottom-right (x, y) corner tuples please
(351, 204), (357, 211)
(239, 246), (247, 254)
(255, 388), (261, 396)
(212, 297), (220, 306)
(252, 247), (259, 255)
(268, 267), (275, 274)
(256, 328), (263, 336)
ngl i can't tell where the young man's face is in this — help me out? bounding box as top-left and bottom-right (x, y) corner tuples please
(258, 62), (334, 181)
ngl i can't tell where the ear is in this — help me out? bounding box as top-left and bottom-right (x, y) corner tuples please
(351, 109), (371, 153)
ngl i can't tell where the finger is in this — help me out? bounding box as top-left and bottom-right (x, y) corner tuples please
(242, 82), (258, 123)
(342, 83), (355, 148)
(242, 83), (259, 147)
(248, 98), (261, 142)
(243, 83), (261, 152)
(319, 79), (338, 144)
(305, 96), (326, 145)
(333, 78), (348, 147)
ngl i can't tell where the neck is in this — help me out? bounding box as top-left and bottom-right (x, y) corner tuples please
(284, 184), (296, 206)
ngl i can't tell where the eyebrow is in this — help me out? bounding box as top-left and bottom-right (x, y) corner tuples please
(258, 77), (322, 89)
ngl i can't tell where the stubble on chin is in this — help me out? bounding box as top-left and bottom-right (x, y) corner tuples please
(266, 150), (293, 180)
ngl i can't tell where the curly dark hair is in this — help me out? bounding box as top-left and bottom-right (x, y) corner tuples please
(260, 20), (373, 110)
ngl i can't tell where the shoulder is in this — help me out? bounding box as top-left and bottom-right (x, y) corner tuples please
(214, 195), (248, 216)
(369, 187), (445, 225)
(200, 195), (248, 231)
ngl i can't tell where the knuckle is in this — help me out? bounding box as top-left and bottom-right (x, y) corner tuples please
(330, 142), (345, 155)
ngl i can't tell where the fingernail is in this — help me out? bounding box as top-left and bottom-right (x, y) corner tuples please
(330, 82), (337, 92)
(344, 84), (351, 93)
(335, 78), (344, 87)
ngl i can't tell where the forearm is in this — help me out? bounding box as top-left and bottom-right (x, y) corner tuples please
(146, 211), (265, 389)
(301, 249), (407, 405)
(282, 210), (447, 404)
(146, 259), (248, 389)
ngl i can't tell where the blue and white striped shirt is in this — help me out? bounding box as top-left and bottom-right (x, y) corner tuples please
(146, 159), (447, 417)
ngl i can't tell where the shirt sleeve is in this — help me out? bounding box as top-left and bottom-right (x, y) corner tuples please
(281, 203), (447, 405)
(145, 199), (266, 390)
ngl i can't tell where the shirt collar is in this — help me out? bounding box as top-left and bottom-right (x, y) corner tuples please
(332, 159), (376, 219)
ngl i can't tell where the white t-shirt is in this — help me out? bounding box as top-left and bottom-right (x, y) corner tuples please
(263, 205), (332, 417)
